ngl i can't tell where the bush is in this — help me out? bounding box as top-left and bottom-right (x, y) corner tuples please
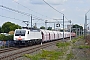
(0, 34), (6, 40)
(7, 35), (14, 40)
(0, 34), (13, 41)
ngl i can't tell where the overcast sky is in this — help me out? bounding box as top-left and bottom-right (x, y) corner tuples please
(0, 0), (90, 29)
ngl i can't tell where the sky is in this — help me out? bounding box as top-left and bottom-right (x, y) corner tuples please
(0, 0), (90, 29)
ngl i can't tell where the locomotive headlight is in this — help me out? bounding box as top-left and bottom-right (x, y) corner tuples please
(15, 38), (17, 40)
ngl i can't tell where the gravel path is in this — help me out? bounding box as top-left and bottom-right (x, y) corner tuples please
(71, 38), (90, 60)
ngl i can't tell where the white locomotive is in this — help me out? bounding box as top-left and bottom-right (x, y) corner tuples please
(14, 27), (75, 46)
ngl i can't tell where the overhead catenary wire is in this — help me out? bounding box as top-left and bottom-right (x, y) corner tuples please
(65, 16), (69, 21)
(43, 0), (69, 21)
(0, 15), (24, 21)
(1, 0), (50, 20)
(13, 1), (49, 24)
(32, 15), (45, 21)
(14, 1), (53, 19)
(15, 0), (70, 22)
(32, 15), (45, 26)
(43, 0), (63, 15)
(14, 1), (68, 25)
(0, 1), (47, 27)
(43, 0), (71, 42)
(0, 0), (69, 29)
(0, 4), (45, 25)
(0, 5), (30, 16)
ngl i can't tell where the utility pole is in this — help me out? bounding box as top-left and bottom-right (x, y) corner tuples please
(79, 28), (80, 36)
(45, 20), (47, 30)
(84, 14), (87, 39)
(84, 10), (90, 38)
(54, 23), (55, 30)
(69, 20), (71, 41)
(31, 14), (32, 28)
(54, 14), (65, 41)
(85, 14), (87, 38)
(63, 14), (64, 41)
(35, 23), (37, 27)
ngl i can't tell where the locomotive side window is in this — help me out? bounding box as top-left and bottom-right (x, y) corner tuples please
(15, 30), (26, 36)
(28, 31), (29, 34)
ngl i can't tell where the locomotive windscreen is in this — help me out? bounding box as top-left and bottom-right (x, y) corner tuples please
(15, 30), (26, 36)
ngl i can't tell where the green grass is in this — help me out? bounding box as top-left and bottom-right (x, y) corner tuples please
(66, 52), (74, 60)
(24, 42), (71, 60)
(24, 49), (65, 60)
(56, 42), (70, 48)
(24, 36), (85, 60)
(78, 36), (84, 39)
(71, 36), (84, 43)
(71, 38), (78, 43)
(0, 46), (5, 49)
(78, 45), (90, 49)
(24, 54), (40, 60)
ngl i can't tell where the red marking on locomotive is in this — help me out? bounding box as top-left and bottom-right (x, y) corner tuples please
(18, 36), (22, 40)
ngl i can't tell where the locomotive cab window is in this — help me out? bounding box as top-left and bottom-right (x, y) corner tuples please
(15, 30), (26, 36)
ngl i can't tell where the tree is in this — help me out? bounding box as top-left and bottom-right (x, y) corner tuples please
(40, 26), (45, 29)
(47, 27), (52, 30)
(71, 24), (83, 35)
(0, 27), (2, 33)
(0, 34), (6, 40)
(1, 22), (21, 33)
(60, 29), (63, 32)
(33, 26), (37, 28)
(7, 35), (14, 40)
(0, 34), (13, 41)
(72, 24), (83, 30)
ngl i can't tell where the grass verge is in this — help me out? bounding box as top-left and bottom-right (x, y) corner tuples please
(78, 45), (90, 49)
(24, 49), (64, 60)
(71, 36), (84, 43)
(66, 51), (74, 60)
(24, 36), (85, 60)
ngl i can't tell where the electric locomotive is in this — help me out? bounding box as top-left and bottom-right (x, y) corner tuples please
(14, 27), (42, 46)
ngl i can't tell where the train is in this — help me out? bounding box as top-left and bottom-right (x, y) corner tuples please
(14, 27), (76, 46)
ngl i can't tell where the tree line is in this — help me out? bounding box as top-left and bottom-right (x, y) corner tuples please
(0, 22), (21, 33)
(0, 22), (21, 41)
(0, 21), (83, 41)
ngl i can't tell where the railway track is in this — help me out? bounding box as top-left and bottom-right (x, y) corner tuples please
(0, 40), (61, 60)
(0, 47), (19, 54)
(0, 38), (73, 60)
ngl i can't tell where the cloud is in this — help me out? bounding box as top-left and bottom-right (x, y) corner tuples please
(71, 0), (84, 4)
(45, 0), (67, 5)
(13, 0), (19, 2)
(30, 0), (68, 5)
(77, 0), (84, 3)
(61, 9), (65, 12)
(76, 7), (81, 11)
(30, 0), (44, 5)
